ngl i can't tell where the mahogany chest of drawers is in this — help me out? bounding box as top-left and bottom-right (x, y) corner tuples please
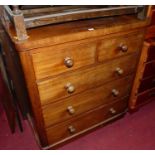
(0, 15), (148, 149)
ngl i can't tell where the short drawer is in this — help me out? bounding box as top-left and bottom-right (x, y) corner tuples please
(98, 31), (144, 62)
(31, 42), (96, 80)
(46, 97), (128, 145)
(42, 75), (133, 127)
(138, 76), (155, 93)
(38, 53), (138, 104)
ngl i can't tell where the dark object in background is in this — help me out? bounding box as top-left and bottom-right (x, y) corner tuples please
(0, 22), (31, 133)
(0, 5), (147, 41)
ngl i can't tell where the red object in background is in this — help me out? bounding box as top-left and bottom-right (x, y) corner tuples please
(0, 70), (16, 133)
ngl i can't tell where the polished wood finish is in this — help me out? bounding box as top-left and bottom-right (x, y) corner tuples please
(38, 54), (138, 105)
(19, 52), (48, 147)
(0, 13), (148, 148)
(9, 15), (149, 51)
(46, 97), (128, 145)
(98, 31), (144, 62)
(129, 6), (155, 109)
(42, 75), (133, 127)
(19, 16), (147, 148)
(129, 42), (150, 109)
(0, 6), (146, 41)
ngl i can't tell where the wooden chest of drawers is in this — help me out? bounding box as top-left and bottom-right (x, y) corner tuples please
(0, 15), (148, 149)
(129, 6), (155, 109)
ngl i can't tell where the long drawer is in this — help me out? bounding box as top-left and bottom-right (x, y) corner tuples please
(46, 97), (128, 145)
(42, 75), (133, 127)
(98, 31), (144, 62)
(38, 53), (139, 104)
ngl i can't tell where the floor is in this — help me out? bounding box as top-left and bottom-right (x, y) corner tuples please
(0, 97), (155, 150)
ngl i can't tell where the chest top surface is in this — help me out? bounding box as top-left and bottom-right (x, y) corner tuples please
(7, 15), (149, 52)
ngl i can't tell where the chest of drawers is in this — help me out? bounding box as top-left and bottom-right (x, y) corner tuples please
(129, 6), (155, 109)
(0, 15), (148, 149)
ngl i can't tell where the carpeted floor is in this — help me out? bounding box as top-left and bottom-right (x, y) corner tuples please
(0, 94), (155, 150)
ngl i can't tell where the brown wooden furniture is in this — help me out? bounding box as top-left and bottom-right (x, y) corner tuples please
(0, 5), (147, 41)
(0, 11), (148, 149)
(129, 6), (155, 109)
(0, 23), (30, 118)
(0, 23), (29, 132)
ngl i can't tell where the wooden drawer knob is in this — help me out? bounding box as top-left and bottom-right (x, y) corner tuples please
(119, 43), (128, 52)
(115, 67), (124, 75)
(112, 89), (119, 97)
(67, 106), (75, 115)
(68, 125), (76, 134)
(65, 83), (75, 93)
(109, 108), (117, 114)
(64, 57), (74, 68)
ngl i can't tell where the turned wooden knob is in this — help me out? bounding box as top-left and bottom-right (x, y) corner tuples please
(65, 83), (75, 93)
(119, 43), (128, 52)
(115, 67), (124, 75)
(112, 89), (119, 97)
(68, 125), (76, 134)
(109, 108), (116, 114)
(64, 57), (74, 68)
(67, 106), (75, 115)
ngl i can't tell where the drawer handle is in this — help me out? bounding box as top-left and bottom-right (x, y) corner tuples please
(68, 125), (76, 134)
(119, 43), (128, 52)
(65, 83), (75, 93)
(112, 89), (119, 97)
(64, 57), (74, 68)
(109, 108), (117, 114)
(67, 106), (75, 115)
(115, 67), (124, 75)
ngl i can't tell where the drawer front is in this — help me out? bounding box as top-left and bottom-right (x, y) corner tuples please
(143, 62), (155, 78)
(98, 31), (143, 62)
(46, 97), (128, 145)
(42, 75), (133, 127)
(138, 76), (155, 93)
(38, 54), (138, 104)
(31, 42), (96, 80)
